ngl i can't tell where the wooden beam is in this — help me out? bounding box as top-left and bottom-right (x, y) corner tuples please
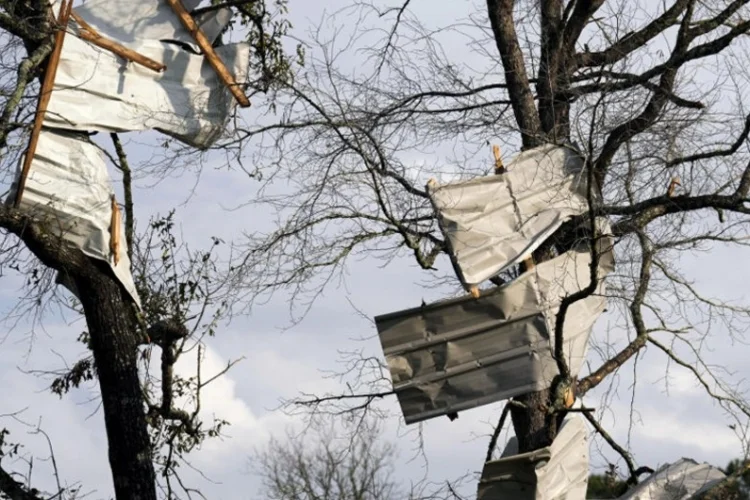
(14, 0), (73, 208)
(163, 0), (251, 107)
(71, 12), (166, 73)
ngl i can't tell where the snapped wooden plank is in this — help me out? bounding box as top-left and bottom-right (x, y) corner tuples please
(164, 0), (251, 108)
(70, 11), (167, 73)
(14, 0), (73, 208)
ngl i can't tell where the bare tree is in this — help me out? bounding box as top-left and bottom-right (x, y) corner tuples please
(0, 1), (294, 499)
(228, 0), (750, 487)
(253, 415), (469, 500)
(254, 417), (400, 500)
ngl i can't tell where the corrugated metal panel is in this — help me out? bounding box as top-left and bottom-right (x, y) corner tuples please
(477, 415), (589, 500)
(7, 130), (140, 306)
(428, 144), (588, 287)
(375, 228), (613, 424)
(618, 458), (726, 500)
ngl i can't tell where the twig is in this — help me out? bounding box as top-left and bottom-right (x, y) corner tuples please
(582, 410), (641, 485)
(485, 403), (510, 462)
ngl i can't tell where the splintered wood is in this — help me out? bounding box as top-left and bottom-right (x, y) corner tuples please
(164, 0), (251, 107)
(492, 144), (505, 173)
(70, 12), (166, 72)
(14, 0), (73, 208)
(110, 195), (121, 266)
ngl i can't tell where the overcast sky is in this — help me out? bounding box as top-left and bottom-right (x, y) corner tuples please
(1, 1), (749, 499)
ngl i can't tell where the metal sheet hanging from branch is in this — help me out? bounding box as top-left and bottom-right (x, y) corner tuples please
(374, 223), (613, 424)
(428, 144), (589, 288)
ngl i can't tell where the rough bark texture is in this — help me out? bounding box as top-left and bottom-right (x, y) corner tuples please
(74, 264), (156, 500)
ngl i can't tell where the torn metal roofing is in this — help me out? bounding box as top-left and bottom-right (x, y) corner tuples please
(7, 129), (141, 306)
(428, 144), (588, 287)
(71, 0), (230, 46)
(478, 415), (589, 500)
(46, 34), (250, 149)
(374, 225), (613, 424)
(618, 458), (726, 500)
(9, 1), (253, 309)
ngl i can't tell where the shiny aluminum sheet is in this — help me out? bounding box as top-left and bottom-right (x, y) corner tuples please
(7, 130), (141, 306)
(45, 34), (250, 149)
(375, 228), (613, 424)
(618, 458), (726, 500)
(477, 414), (589, 500)
(428, 144), (588, 287)
(72, 0), (230, 46)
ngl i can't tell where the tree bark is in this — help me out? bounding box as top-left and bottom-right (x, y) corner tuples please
(74, 263), (156, 500)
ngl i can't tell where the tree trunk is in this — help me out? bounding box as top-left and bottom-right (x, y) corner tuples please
(74, 263), (156, 500)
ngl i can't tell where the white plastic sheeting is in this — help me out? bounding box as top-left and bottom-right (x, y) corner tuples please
(46, 34), (251, 149)
(7, 130), (141, 306)
(618, 458), (726, 500)
(478, 415), (589, 500)
(374, 224), (613, 423)
(428, 144), (588, 287)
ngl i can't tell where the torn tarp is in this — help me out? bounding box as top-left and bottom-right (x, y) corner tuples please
(617, 458), (726, 500)
(374, 226), (613, 424)
(477, 414), (589, 500)
(6, 129), (141, 306)
(45, 34), (250, 149)
(428, 144), (588, 288)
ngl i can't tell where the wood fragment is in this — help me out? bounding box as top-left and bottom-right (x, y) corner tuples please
(492, 144), (505, 173)
(469, 286), (480, 299)
(563, 385), (575, 408)
(667, 176), (681, 197)
(71, 12), (166, 73)
(163, 0), (251, 107)
(110, 195), (121, 266)
(14, 0), (73, 208)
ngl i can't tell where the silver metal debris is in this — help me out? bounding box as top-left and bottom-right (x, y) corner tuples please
(618, 458), (726, 500)
(7, 130), (141, 306)
(47, 31), (250, 149)
(428, 144), (588, 288)
(478, 414), (589, 500)
(374, 225), (613, 423)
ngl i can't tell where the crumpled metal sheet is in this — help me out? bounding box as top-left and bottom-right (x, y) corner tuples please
(6, 129), (141, 307)
(617, 458), (726, 500)
(478, 414), (589, 500)
(374, 224), (613, 424)
(73, 0), (230, 46)
(428, 144), (587, 287)
(45, 34), (250, 149)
